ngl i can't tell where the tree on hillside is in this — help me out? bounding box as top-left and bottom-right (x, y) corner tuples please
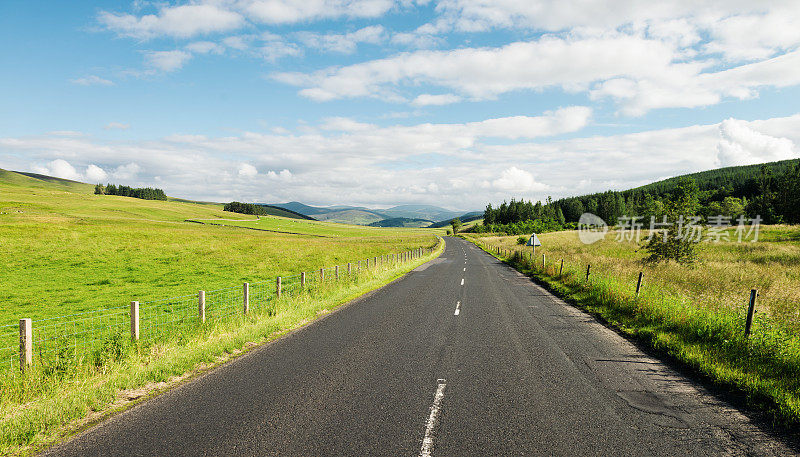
(747, 165), (778, 223)
(707, 196), (745, 219)
(224, 201), (269, 216)
(775, 162), (800, 223)
(561, 198), (584, 221)
(450, 218), (463, 234)
(483, 204), (495, 225)
(642, 178), (700, 264)
(94, 184), (105, 195)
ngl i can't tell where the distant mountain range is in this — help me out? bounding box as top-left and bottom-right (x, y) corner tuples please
(367, 217), (435, 228)
(268, 202), (480, 227)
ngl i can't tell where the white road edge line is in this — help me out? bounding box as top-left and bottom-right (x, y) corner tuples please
(454, 301), (460, 315)
(419, 380), (447, 457)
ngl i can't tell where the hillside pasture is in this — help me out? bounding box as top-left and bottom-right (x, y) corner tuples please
(0, 171), (439, 326)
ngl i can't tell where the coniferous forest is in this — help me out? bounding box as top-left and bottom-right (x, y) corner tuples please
(94, 183), (167, 201)
(478, 159), (800, 234)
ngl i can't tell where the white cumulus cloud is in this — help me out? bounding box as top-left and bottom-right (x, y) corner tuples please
(86, 164), (109, 182)
(241, 0), (395, 24)
(297, 25), (385, 54)
(145, 50), (193, 72)
(490, 166), (548, 192)
(411, 94), (462, 106)
(5, 114), (800, 209)
(33, 159), (82, 181)
(99, 4), (244, 39)
(238, 163), (258, 177)
(716, 118), (797, 167)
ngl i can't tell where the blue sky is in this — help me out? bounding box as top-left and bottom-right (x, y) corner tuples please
(1, 1), (799, 210)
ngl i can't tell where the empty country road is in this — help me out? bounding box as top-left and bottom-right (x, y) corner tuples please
(44, 237), (797, 456)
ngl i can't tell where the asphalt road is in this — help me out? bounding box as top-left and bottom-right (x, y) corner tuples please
(44, 237), (797, 456)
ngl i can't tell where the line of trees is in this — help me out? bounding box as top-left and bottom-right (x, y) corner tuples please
(223, 201), (270, 216)
(94, 184), (167, 201)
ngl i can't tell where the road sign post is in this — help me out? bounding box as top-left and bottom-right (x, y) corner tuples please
(526, 233), (542, 256)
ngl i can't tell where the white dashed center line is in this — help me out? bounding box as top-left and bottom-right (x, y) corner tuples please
(460, 278), (464, 286)
(419, 380), (447, 457)
(454, 301), (461, 316)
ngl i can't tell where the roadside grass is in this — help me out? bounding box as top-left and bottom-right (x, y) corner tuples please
(0, 240), (444, 456)
(466, 229), (800, 426)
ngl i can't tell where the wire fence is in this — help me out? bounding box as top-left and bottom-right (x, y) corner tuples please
(139, 294), (198, 341)
(3, 240), (441, 373)
(0, 323), (19, 372)
(31, 306), (130, 367)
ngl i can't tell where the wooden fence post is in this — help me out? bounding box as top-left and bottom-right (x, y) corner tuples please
(335, 265), (339, 280)
(348, 263), (352, 275)
(243, 283), (249, 314)
(19, 318), (32, 372)
(130, 301), (139, 341)
(542, 254), (546, 271)
(301, 272), (306, 287)
(366, 259), (370, 269)
(276, 276), (282, 298)
(320, 268), (325, 283)
(374, 256), (378, 267)
(198, 290), (206, 323)
(745, 289), (758, 337)
(635, 272), (643, 297)
(585, 264), (591, 282)
(559, 259), (564, 276)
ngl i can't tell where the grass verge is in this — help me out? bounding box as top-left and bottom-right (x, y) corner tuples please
(0, 239), (443, 456)
(468, 237), (800, 428)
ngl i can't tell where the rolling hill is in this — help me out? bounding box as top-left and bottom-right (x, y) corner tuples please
(270, 201), (475, 226)
(637, 158), (800, 196)
(270, 201), (388, 224)
(429, 212), (484, 228)
(1, 169), (95, 194)
(367, 217), (434, 228)
(256, 204), (316, 220)
(377, 204), (465, 222)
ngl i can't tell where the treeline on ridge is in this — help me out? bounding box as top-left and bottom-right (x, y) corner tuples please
(94, 183), (167, 201)
(223, 202), (316, 220)
(223, 201), (270, 216)
(476, 159), (800, 234)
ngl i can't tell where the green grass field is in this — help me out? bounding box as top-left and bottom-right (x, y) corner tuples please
(189, 214), (445, 238)
(467, 227), (800, 425)
(0, 170), (439, 326)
